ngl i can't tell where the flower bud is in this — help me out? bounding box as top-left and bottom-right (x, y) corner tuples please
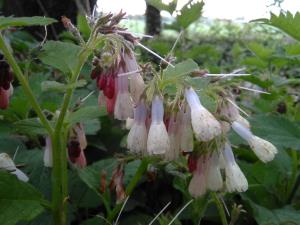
(0, 153), (29, 182)
(147, 96), (170, 155)
(127, 102), (147, 154)
(222, 143), (248, 193)
(185, 87), (221, 142)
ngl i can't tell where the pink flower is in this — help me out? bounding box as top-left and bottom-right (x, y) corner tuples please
(188, 156), (208, 197)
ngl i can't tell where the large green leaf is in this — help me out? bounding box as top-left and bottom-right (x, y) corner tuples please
(247, 42), (273, 60)
(0, 172), (47, 225)
(176, 1), (204, 29)
(67, 106), (107, 125)
(38, 41), (82, 74)
(244, 197), (300, 225)
(249, 115), (300, 150)
(253, 12), (300, 41)
(0, 17), (56, 30)
(164, 59), (199, 79)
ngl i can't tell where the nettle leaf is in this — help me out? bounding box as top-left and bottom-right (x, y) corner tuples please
(253, 12), (300, 41)
(164, 59), (198, 79)
(39, 41), (82, 74)
(175, 1), (204, 29)
(0, 172), (48, 225)
(67, 106), (107, 125)
(0, 16), (56, 30)
(247, 42), (273, 60)
(146, 0), (177, 14)
(249, 115), (300, 150)
(41, 80), (87, 92)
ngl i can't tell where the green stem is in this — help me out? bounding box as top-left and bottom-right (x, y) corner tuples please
(107, 159), (149, 222)
(51, 48), (91, 225)
(0, 33), (53, 135)
(211, 192), (228, 225)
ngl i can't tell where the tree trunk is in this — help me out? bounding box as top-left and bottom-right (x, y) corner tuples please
(145, 3), (161, 36)
(1, 0), (96, 39)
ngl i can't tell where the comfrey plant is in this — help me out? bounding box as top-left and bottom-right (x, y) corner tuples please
(0, 10), (278, 225)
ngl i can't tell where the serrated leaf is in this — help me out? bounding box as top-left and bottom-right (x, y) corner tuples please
(146, 0), (177, 14)
(67, 106), (107, 125)
(175, 1), (204, 29)
(247, 42), (273, 60)
(0, 172), (47, 225)
(249, 115), (300, 150)
(0, 16), (56, 30)
(39, 41), (82, 74)
(41, 80), (87, 92)
(253, 12), (300, 41)
(164, 59), (199, 79)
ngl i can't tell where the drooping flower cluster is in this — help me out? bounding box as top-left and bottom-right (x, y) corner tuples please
(0, 54), (13, 109)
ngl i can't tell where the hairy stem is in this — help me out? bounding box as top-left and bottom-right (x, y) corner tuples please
(0, 33), (54, 135)
(212, 192), (228, 225)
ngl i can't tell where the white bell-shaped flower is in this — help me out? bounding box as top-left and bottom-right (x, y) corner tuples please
(127, 102), (148, 154)
(179, 106), (194, 153)
(222, 143), (248, 193)
(147, 96), (170, 155)
(185, 87), (221, 142)
(231, 121), (277, 163)
(188, 157), (208, 197)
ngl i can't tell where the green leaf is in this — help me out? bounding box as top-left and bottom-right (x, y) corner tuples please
(249, 115), (300, 150)
(146, 0), (177, 14)
(77, 14), (91, 39)
(247, 42), (273, 60)
(177, 1), (204, 28)
(0, 16), (56, 30)
(253, 12), (300, 41)
(39, 41), (82, 74)
(41, 80), (87, 92)
(77, 158), (117, 193)
(243, 197), (300, 225)
(67, 106), (107, 125)
(0, 172), (47, 225)
(164, 59), (199, 79)
(14, 118), (48, 136)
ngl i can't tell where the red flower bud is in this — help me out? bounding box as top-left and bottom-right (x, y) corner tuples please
(97, 75), (107, 90)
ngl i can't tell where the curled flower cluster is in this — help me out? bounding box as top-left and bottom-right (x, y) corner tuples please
(91, 49), (145, 120)
(0, 54), (13, 109)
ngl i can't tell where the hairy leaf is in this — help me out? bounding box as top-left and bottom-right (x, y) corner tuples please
(0, 17), (56, 30)
(0, 172), (47, 225)
(39, 41), (82, 74)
